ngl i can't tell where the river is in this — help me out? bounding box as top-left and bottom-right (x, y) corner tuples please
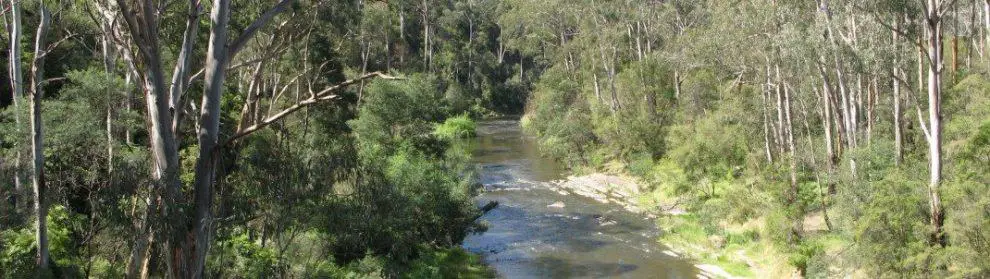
(462, 120), (699, 278)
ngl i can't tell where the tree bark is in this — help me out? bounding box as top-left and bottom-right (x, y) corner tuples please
(923, 0), (946, 246)
(774, 65), (786, 156)
(817, 62), (838, 168)
(893, 22), (904, 166)
(761, 80), (775, 164)
(422, 0), (431, 72)
(112, 0), (184, 276)
(183, 0), (294, 277)
(180, 0), (232, 276)
(985, 0), (990, 67)
(30, 5), (52, 269)
(8, 0), (24, 211)
(169, 0), (203, 135)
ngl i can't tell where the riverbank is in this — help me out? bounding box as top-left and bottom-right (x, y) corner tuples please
(549, 172), (797, 278)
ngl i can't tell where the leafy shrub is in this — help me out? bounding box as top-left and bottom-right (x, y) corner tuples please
(434, 114), (477, 140)
(788, 240), (824, 276)
(209, 233), (287, 278)
(1, 206), (85, 278)
(404, 247), (494, 279)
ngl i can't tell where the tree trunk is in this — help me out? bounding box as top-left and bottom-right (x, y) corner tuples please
(124, 70), (135, 145)
(761, 81), (775, 164)
(817, 62), (838, 168)
(635, 21), (643, 61)
(8, 0), (24, 211)
(924, 1), (946, 246)
(422, 0), (431, 72)
(593, 71), (603, 104)
(112, 0), (184, 276)
(386, 5), (393, 71)
(824, 14), (853, 150)
(169, 0), (203, 135)
(180, 0), (232, 276)
(602, 47), (620, 112)
(985, 0), (990, 67)
(801, 90), (833, 231)
(184, 0), (294, 276)
(775, 65), (786, 156)
(952, 5), (959, 81)
(400, 12), (406, 65)
(783, 81), (802, 241)
(358, 41), (370, 107)
(30, 5), (52, 270)
(893, 25), (904, 166)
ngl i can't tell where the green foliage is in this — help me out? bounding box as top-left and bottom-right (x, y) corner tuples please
(434, 114), (477, 140)
(301, 256), (386, 279)
(788, 240), (824, 276)
(846, 171), (933, 276)
(944, 180), (990, 278)
(521, 65), (595, 166)
(300, 73), (482, 268)
(2, 225), (42, 277)
(1, 206), (86, 278)
(209, 233), (286, 277)
(665, 109), (749, 185)
(404, 247), (495, 279)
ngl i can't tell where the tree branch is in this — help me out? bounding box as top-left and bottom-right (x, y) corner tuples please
(217, 71), (401, 149)
(853, 3), (931, 60)
(226, 0), (293, 60)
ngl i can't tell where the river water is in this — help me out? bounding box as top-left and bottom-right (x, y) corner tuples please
(462, 120), (698, 278)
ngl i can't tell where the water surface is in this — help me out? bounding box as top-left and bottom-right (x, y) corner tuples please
(462, 120), (698, 278)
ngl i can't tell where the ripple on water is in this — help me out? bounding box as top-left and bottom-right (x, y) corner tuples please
(463, 120), (698, 278)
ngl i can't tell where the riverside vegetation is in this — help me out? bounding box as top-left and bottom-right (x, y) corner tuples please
(517, 0), (990, 278)
(1, 0), (989, 278)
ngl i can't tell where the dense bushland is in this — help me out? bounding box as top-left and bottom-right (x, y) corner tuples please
(1, 0), (500, 277)
(511, 0), (990, 277)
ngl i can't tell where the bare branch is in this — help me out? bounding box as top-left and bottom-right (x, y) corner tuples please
(218, 71), (401, 148)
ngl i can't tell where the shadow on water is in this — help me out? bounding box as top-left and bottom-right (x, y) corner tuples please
(462, 119), (699, 278)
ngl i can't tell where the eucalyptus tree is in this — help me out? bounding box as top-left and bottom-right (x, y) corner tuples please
(7, 0), (24, 210)
(29, 3), (52, 270)
(102, 0), (395, 277)
(919, 0), (955, 246)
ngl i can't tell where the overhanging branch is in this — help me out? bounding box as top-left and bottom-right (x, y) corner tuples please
(217, 71), (401, 149)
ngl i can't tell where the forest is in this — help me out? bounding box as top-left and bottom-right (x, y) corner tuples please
(1, 0), (989, 278)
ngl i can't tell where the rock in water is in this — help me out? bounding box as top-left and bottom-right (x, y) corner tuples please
(481, 200), (499, 213)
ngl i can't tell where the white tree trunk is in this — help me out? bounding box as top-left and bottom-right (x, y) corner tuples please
(184, 0), (231, 276)
(169, 0), (203, 135)
(893, 23), (904, 166)
(112, 0), (183, 276)
(30, 6), (51, 269)
(924, 0), (946, 246)
(8, 0), (24, 210)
